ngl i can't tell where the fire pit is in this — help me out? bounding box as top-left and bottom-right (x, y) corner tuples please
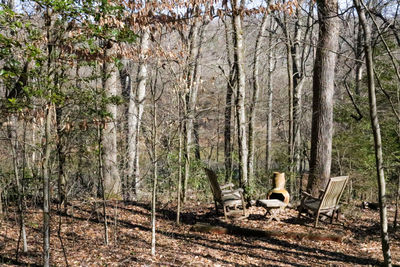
(267, 172), (290, 205)
(257, 172), (289, 222)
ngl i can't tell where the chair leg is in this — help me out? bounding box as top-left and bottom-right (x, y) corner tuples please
(223, 205), (228, 220)
(298, 207), (303, 219)
(314, 211), (320, 227)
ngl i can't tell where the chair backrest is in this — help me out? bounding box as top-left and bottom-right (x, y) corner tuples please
(204, 168), (222, 203)
(319, 176), (349, 210)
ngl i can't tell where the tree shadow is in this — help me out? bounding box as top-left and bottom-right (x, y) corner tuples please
(60, 201), (383, 266)
(0, 255), (41, 267)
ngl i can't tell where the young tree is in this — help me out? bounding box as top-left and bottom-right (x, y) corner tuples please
(353, 0), (392, 265)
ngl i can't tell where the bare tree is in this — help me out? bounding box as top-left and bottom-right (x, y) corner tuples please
(127, 28), (150, 199)
(353, 0), (392, 265)
(248, 11), (268, 185)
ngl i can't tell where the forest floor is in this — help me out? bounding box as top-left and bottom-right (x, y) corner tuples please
(0, 199), (399, 266)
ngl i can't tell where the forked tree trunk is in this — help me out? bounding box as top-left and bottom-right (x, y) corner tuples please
(353, 1), (392, 265)
(102, 43), (121, 198)
(307, 0), (339, 196)
(232, 0), (248, 188)
(183, 20), (202, 203)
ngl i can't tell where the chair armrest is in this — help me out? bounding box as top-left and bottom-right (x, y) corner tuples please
(301, 191), (319, 200)
(221, 183), (234, 190)
(222, 188), (243, 195)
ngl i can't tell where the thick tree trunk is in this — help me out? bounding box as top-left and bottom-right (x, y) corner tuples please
(353, 1), (392, 265)
(102, 44), (121, 198)
(232, 0), (248, 188)
(307, 0), (339, 196)
(248, 13), (268, 187)
(127, 28), (149, 199)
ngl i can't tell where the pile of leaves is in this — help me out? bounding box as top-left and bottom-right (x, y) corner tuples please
(0, 200), (399, 266)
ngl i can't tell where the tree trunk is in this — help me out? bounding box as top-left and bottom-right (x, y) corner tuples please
(353, 1), (392, 265)
(176, 93), (183, 225)
(55, 107), (66, 208)
(232, 0), (248, 188)
(8, 116), (28, 254)
(292, 7), (305, 176)
(42, 104), (51, 267)
(224, 17), (234, 183)
(265, 19), (275, 172)
(43, 9), (53, 266)
(127, 28), (149, 200)
(183, 20), (202, 203)
(97, 124), (109, 245)
(393, 170), (400, 229)
(307, 0), (339, 196)
(151, 86), (158, 256)
(248, 12), (268, 187)
(102, 43), (121, 198)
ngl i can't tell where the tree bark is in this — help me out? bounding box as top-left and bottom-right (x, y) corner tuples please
(265, 19), (275, 172)
(248, 12), (268, 187)
(183, 20), (202, 202)
(8, 116), (28, 254)
(353, 1), (392, 265)
(55, 107), (66, 208)
(307, 0), (339, 196)
(43, 9), (53, 266)
(102, 43), (121, 198)
(127, 28), (149, 200)
(224, 17), (234, 183)
(151, 84), (158, 256)
(232, 0), (248, 188)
